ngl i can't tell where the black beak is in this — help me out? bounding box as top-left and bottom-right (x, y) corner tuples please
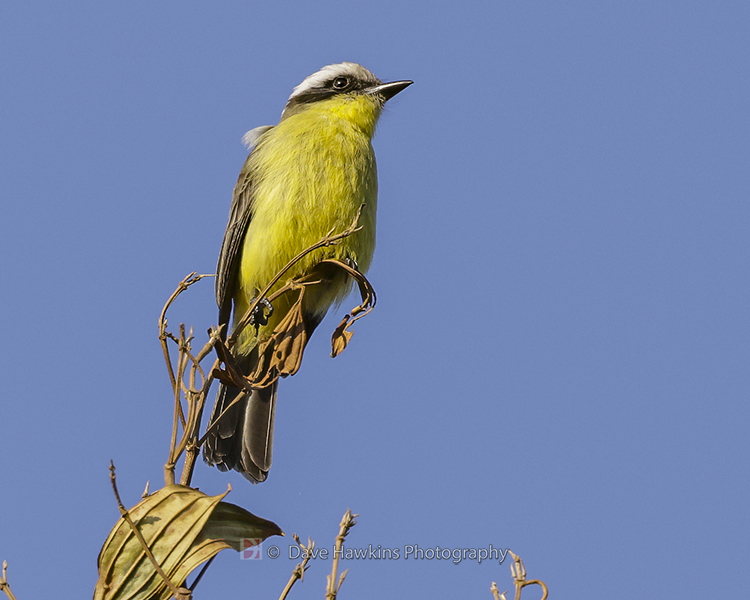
(368, 80), (413, 101)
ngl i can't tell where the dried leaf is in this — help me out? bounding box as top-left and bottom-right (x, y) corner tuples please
(319, 260), (376, 358)
(249, 287), (308, 387)
(94, 485), (282, 600)
(331, 319), (354, 357)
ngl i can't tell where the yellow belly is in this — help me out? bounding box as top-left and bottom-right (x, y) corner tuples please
(233, 102), (378, 350)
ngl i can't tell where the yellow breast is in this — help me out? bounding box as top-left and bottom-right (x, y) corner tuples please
(234, 94), (381, 345)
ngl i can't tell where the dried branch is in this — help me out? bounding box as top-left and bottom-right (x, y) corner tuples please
(490, 581), (508, 600)
(159, 273), (214, 486)
(109, 462), (189, 599)
(165, 324), (190, 485)
(158, 272), (214, 395)
(508, 551), (548, 600)
(179, 325), (223, 486)
(159, 291), (222, 486)
(173, 332), (221, 486)
(278, 534), (315, 600)
(326, 509), (358, 600)
(0, 561), (18, 600)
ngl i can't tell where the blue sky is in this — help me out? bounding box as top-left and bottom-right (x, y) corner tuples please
(1, 1), (749, 598)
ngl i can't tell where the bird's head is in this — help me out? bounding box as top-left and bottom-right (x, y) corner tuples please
(279, 62), (412, 135)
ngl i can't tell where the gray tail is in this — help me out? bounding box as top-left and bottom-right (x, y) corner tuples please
(203, 381), (278, 483)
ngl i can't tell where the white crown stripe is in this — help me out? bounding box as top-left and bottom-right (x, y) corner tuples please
(287, 62), (380, 101)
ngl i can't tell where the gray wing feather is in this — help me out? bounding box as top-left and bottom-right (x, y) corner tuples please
(207, 124), (282, 483)
(215, 125), (274, 327)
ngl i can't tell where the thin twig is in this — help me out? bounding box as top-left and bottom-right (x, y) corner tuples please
(178, 352), (219, 487)
(0, 561), (18, 600)
(177, 332), (219, 416)
(158, 273), (214, 394)
(278, 535), (315, 600)
(159, 276), (220, 487)
(176, 324), (190, 415)
(159, 273), (213, 484)
(490, 581), (507, 600)
(178, 333), (221, 485)
(326, 509), (358, 600)
(109, 461), (185, 599)
(508, 551), (548, 600)
(165, 326), (188, 485)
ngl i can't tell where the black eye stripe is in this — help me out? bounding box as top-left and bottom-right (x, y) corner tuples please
(283, 74), (382, 114)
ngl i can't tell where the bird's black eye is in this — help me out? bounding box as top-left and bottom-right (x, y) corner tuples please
(332, 76), (350, 90)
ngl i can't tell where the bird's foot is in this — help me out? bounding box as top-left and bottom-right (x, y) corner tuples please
(249, 297), (274, 327)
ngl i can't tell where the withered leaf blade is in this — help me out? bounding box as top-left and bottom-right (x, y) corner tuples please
(248, 287), (308, 388)
(93, 484), (282, 600)
(331, 318), (354, 357)
(319, 260), (376, 358)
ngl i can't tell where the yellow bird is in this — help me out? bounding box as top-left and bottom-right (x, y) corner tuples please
(203, 63), (412, 482)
